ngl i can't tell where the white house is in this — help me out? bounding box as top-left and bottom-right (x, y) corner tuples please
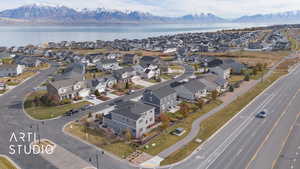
(134, 64), (160, 79)
(0, 64), (25, 77)
(209, 64), (231, 79)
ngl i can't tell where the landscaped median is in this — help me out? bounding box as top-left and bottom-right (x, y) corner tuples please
(0, 155), (18, 169)
(24, 90), (91, 120)
(160, 70), (287, 165)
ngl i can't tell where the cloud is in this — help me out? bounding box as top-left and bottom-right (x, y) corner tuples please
(1, 0), (300, 18)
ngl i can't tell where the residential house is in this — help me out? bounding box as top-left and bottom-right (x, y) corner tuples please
(95, 59), (119, 72)
(47, 77), (88, 101)
(142, 86), (177, 115)
(113, 67), (136, 83)
(209, 64), (231, 79)
(88, 76), (117, 93)
(123, 54), (139, 65)
(201, 73), (229, 92)
(222, 59), (246, 74)
(0, 64), (25, 77)
(199, 56), (223, 68)
(198, 78), (221, 93)
(14, 56), (42, 67)
(133, 64), (160, 79)
(139, 56), (160, 68)
(103, 101), (155, 138)
(174, 80), (207, 101)
(48, 63), (89, 101)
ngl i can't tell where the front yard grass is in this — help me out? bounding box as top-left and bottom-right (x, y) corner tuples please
(0, 156), (17, 169)
(229, 75), (244, 83)
(141, 100), (222, 156)
(168, 65), (184, 70)
(65, 122), (135, 158)
(0, 71), (36, 86)
(85, 72), (108, 80)
(160, 71), (286, 165)
(25, 91), (90, 120)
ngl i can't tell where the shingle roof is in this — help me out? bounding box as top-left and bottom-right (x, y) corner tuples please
(0, 64), (18, 69)
(147, 86), (176, 99)
(113, 101), (154, 120)
(179, 80), (206, 93)
(198, 78), (218, 91)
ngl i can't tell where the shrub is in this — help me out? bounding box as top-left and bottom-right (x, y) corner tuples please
(229, 85), (234, 92)
(60, 98), (72, 105)
(95, 90), (101, 97)
(244, 74), (250, 81)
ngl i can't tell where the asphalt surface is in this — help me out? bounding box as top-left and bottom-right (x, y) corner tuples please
(1, 59), (300, 169)
(0, 63), (194, 169)
(273, 114), (300, 169)
(158, 63), (300, 169)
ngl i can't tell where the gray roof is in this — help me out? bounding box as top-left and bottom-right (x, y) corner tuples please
(176, 80), (206, 93)
(146, 86), (176, 99)
(97, 59), (117, 65)
(201, 73), (227, 86)
(113, 101), (154, 120)
(54, 63), (85, 81)
(0, 64), (18, 69)
(50, 78), (82, 89)
(113, 67), (135, 79)
(198, 78), (218, 91)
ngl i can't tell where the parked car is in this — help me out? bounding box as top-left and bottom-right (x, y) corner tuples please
(170, 128), (186, 136)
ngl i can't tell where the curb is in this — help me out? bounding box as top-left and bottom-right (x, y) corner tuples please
(0, 155), (21, 169)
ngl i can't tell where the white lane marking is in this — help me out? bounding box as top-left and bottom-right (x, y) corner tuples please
(198, 81), (291, 169)
(197, 93), (276, 169)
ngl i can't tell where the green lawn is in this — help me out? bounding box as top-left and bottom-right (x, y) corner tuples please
(0, 156), (17, 169)
(0, 90), (6, 94)
(141, 100), (222, 156)
(65, 123), (135, 158)
(25, 91), (91, 120)
(160, 71), (286, 165)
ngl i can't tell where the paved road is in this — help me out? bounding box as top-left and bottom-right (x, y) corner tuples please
(158, 62), (300, 169)
(2, 57), (300, 169)
(274, 114), (300, 169)
(0, 63), (194, 169)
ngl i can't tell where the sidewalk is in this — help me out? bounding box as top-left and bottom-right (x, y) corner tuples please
(157, 61), (281, 159)
(40, 140), (94, 169)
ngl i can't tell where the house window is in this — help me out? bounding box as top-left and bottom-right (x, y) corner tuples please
(139, 119), (143, 123)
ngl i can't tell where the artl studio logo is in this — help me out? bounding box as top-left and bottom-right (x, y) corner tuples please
(9, 132), (54, 155)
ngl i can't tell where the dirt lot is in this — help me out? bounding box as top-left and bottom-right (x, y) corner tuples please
(201, 51), (290, 67)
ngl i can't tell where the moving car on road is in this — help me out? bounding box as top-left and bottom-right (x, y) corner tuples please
(256, 110), (267, 118)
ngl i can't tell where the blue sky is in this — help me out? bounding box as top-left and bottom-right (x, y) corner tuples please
(2, 0), (300, 18)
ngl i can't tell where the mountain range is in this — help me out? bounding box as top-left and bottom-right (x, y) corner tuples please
(0, 4), (300, 24)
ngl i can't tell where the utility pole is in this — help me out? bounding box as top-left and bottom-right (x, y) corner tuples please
(96, 153), (99, 169)
(36, 124), (40, 144)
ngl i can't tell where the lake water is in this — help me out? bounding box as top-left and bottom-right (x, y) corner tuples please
(0, 23), (271, 47)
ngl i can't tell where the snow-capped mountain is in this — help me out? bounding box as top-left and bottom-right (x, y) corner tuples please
(0, 4), (80, 20)
(179, 13), (225, 23)
(0, 4), (226, 24)
(234, 10), (300, 23)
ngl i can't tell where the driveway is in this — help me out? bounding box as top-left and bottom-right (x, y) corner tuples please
(132, 76), (156, 87)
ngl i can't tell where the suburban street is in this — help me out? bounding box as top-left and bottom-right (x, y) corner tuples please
(1, 59), (300, 169)
(156, 62), (300, 169)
